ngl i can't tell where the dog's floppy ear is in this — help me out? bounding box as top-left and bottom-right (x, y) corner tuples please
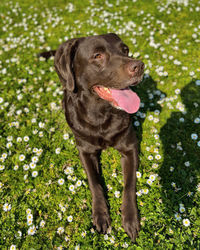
(54, 38), (79, 91)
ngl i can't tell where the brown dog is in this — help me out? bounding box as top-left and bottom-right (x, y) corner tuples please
(40, 33), (144, 241)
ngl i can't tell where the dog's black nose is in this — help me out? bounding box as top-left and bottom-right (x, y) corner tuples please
(127, 60), (144, 77)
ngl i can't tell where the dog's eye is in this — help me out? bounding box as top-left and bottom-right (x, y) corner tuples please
(94, 53), (102, 59)
(123, 47), (129, 55)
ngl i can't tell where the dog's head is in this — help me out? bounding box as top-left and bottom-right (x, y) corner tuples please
(54, 33), (144, 113)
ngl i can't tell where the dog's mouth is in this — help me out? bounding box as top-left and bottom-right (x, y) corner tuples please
(93, 85), (140, 114)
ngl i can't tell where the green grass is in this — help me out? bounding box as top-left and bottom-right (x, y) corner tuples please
(0, 0), (200, 249)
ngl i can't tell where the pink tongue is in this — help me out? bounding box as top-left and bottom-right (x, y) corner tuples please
(110, 88), (140, 114)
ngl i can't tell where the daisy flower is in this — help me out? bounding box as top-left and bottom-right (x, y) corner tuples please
(57, 227), (64, 235)
(110, 236), (115, 243)
(155, 154), (161, 160)
(142, 188), (149, 194)
(61, 206), (66, 213)
(63, 133), (69, 140)
(10, 245), (16, 250)
(32, 171), (38, 177)
(33, 148), (38, 153)
(19, 154), (25, 161)
(27, 214), (33, 220)
(6, 142), (12, 148)
(184, 161), (190, 167)
(187, 191), (193, 197)
(104, 234), (108, 240)
(136, 190), (142, 196)
(55, 148), (61, 154)
(69, 184), (74, 191)
(28, 226), (36, 235)
(147, 179), (153, 185)
(194, 118), (200, 124)
(64, 167), (74, 175)
(30, 162), (36, 169)
(136, 171), (142, 178)
(26, 209), (32, 214)
(14, 165), (19, 171)
(24, 136), (29, 142)
(191, 133), (198, 140)
(76, 180), (82, 187)
(148, 155), (153, 160)
(179, 206), (185, 213)
(3, 203), (12, 211)
(0, 165), (5, 171)
(38, 131), (43, 137)
(67, 215), (73, 222)
(183, 218), (190, 227)
(17, 137), (22, 142)
(27, 219), (33, 226)
(40, 220), (45, 227)
(149, 174), (156, 181)
(152, 163), (158, 169)
(58, 178), (65, 185)
(23, 164), (29, 171)
(114, 191), (120, 198)
(174, 213), (181, 221)
(1, 153), (8, 159)
(39, 122), (45, 128)
(32, 156), (38, 163)
(81, 231), (87, 238)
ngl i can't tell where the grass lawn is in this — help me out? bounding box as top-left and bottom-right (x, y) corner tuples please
(0, 0), (200, 249)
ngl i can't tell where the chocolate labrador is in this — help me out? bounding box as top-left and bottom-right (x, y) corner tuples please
(40, 33), (144, 241)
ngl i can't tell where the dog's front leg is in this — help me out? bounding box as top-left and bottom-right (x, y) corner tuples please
(120, 146), (140, 242)
(78, 149), (111, 233)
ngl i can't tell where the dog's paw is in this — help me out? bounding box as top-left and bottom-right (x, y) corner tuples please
(122, 212), (140, 242)
(92, 211), (111, 234)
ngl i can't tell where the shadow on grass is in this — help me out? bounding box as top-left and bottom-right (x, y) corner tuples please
(159, 80), (200, 217)
(133, 75), (165, 151)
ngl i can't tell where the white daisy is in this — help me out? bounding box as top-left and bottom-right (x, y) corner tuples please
(17, 137), (22, 142)
(19, 154), (25, 161)
(55, 148), (61, 154)
(142, 188), (149, 194)
(114, 191), (120, 198)
(67, 215), (73, 222)
(40, 220), (45, 227)
(0, 165), (5, 171)
(183, 218), (190, 227)
(10, 245), (16, 250)
(58, 178), (65, 185)
(174, 213), (181, 221)
(3, 203), (12, 211)
(24, 136), (29, 142)
(63, 133), (69, 140)
(28, 225), (36, 235)
(69, 184), (74, 191)
(30, 162), (36, 169)
(136, 171), (142, 178)
(31, 156), (38, 163)
(179, 206), (185, 213)
(147, 179), (152, 185)
(32, 171), (38, 178)
(57, 227), (64, 235)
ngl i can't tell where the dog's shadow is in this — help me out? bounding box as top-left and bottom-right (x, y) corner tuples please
(159, 80), (200, 218)
(132, 75), (165, 151)
(135, 78), (199, 227)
